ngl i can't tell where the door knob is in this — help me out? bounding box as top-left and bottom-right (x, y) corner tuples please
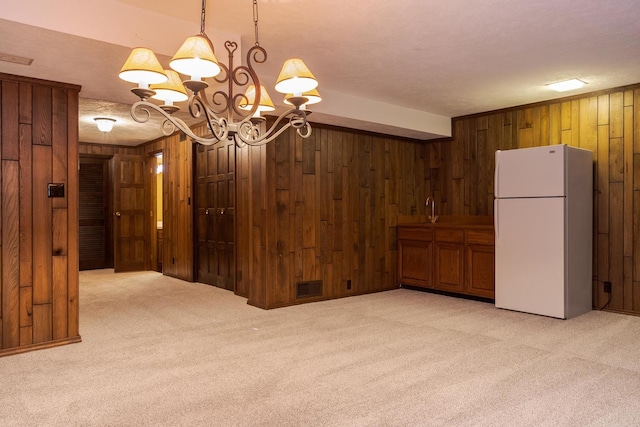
(219, 208), (225, 215)
(205, 209), (210, 215)
(115, 211), (121, 217)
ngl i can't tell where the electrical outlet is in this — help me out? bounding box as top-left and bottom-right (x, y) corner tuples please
(604, 281), (612, 293)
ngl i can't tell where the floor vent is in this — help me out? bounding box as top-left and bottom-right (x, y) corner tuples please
(297, 280), (323, 299)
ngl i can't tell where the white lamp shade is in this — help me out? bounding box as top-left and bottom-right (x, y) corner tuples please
(119, 48), (167, 87)
(239, 85), (275, 113)
(170, 35), (221, 80)
(284, 88), (322, 106)
(94, 117), (116, 132)
(151, 70), (189, 103)
(275, 58), (318, 94)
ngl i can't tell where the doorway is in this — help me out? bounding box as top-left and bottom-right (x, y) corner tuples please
(79, 156), (113, 270)
(153, 153), (163, 272)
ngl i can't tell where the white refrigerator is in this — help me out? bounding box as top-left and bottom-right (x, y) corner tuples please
(494, 144), (593, 319)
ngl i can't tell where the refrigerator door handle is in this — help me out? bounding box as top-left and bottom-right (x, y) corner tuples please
(494, 151), (500, 197)
(494, 199), (499, 240)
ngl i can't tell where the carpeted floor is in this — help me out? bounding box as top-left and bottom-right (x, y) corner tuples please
(1, 269), (640, 426)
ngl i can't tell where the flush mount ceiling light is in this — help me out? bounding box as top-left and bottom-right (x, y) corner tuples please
(546, 78), (586, 92)
(94, 117), (116, 132)
(118, 0), (321, 147)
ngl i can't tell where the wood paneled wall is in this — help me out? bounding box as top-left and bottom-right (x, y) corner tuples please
(440, 85), (640, 315)
(79, 142), (138, 157)
(80, 83), (640, 316)
(80, 135), (195, 282)
(0, 73), (81, 356)
(157, 133), (194, 281)
(239, 126), (432, 309)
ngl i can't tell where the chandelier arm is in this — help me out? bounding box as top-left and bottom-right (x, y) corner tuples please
(131, 101), (225, 146)
(188, 94), (229, 141)
(232, 109), (312, 146)
(234, 120), (312, 147)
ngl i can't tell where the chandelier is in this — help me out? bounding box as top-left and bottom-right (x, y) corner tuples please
(118, 0), (320, 147)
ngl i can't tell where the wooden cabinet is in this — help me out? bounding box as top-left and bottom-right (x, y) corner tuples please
(465, 230), (495, 298)
(397, 220), (495, 299)
(398, 227), (433, 287)
(434, 228), (465, 293)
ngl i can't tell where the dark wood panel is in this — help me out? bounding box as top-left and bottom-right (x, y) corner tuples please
(32, 85), (52, 146)
(52, 256), (68, 340)
(32, 145), (53, 305)
(66, 90), (80, 340)
(2, 160), (20, 348)
(19, 125), (33, 289)
(161, 133), (194, 281)
(52, 88), (68, 209)
(0, 73), (80, 356)
(1, 81), (19, 160)
(32, 304), (52, 344)
(79, 142), (138, 156)
(19, 286), (33, 346)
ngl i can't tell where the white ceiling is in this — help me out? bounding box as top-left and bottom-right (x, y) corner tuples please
(1, 0), (639, 145)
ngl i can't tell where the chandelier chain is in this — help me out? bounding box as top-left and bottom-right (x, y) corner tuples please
(200, 0), (207, 35)
(253, 0), (260, 46)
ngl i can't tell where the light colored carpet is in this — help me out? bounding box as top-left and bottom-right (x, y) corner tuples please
(1, 269), (640, 426)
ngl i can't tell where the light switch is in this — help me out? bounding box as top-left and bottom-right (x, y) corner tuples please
(48, 183), (65, 198)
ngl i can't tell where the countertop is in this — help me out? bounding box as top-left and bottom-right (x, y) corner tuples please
(397, 215), (494, 229)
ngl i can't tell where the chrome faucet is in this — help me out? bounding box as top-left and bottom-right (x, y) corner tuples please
(425, 197), (438, 223)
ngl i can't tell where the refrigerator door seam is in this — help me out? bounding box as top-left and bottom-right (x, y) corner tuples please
(494, 151), (500, 197)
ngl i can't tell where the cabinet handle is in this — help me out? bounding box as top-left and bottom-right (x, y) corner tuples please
(205, 209), (210, 215)
(115, 211), (121, 217)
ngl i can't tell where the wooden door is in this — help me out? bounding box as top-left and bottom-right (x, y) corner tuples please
(79, 157), (112, 270)
(196, 140), (235, 290)
(111, 154), (147, 272)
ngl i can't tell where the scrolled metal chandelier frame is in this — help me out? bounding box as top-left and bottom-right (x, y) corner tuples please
(119, 0), (320, 147)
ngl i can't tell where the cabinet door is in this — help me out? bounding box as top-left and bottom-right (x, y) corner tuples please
(466, 244), (495, 298)
(398, 239), (433, 288)
(434, 228), (464, 293)
(434, 241), (464, 292)
(465, 229), (495, 299)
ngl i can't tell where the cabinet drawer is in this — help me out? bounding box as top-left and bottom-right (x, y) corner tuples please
(434, 228), (464, 243)
(398, 226), (433, 241)
(466, 229), (494, 245)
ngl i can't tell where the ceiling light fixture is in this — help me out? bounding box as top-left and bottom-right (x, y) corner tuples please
(118, 0), (320, 147)
(94, 117), (116, 132)
(546, 78), (586, 92)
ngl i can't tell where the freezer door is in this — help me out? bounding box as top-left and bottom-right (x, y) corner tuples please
(495, 197), (566, 318)
(495, 145), (566, 198)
